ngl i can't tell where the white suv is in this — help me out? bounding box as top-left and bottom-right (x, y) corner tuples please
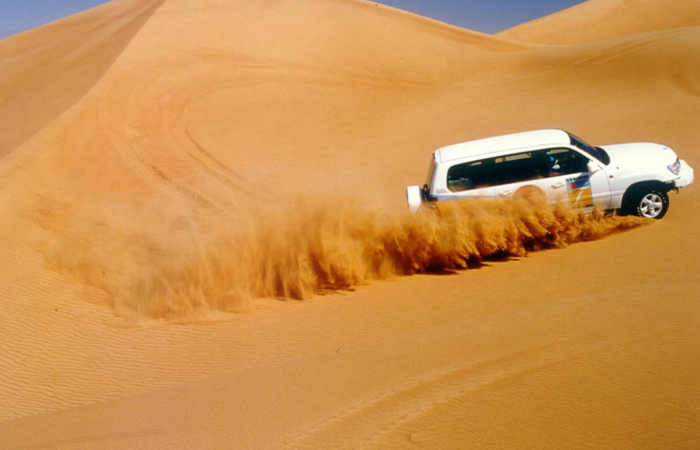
(407, 129), (694, 219)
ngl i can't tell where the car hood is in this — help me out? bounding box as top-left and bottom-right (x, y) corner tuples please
(599, 143), (677, 170)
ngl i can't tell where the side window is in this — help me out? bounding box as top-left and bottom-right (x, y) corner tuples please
(493, 151), (541, 185)
(446, 148), (591, 192)
(542, 148), (590, 177)
(447, 158), (497, 192)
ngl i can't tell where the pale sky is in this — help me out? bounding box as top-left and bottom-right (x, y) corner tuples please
(0, 0), (587, 39)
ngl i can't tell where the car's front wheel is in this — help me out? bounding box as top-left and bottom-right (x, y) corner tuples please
(632, 189), (669, 219)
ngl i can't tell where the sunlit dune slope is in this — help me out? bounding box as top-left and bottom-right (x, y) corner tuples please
(498, 0), (700, 44)
(0, 0), (699, 448)
(0, 0), (165, 158)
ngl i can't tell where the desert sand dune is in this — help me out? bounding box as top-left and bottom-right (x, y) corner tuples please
(0, 0), (699, 448)
(498, 0), (700, 44)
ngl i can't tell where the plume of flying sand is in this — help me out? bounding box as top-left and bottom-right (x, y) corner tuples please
(47, 198), (649, 319)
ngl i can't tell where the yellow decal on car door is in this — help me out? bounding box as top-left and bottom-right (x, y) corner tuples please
(567, 175), (593, 209)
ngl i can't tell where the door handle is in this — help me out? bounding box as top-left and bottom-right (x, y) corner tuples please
(498, 190), (512, 197)
(551, 182), (565, 188)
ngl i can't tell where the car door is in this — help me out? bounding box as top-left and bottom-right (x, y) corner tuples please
(542, 148), (611, 211)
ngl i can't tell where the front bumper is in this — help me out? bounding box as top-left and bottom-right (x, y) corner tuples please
(674, 159), (694, 188)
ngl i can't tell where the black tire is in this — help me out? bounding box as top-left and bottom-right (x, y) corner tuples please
(630, 188), (669, 219)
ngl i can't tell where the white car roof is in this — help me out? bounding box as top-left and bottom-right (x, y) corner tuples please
(436, 129), (571, 163)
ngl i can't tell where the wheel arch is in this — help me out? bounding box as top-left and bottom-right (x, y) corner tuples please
(620, 180), (672, 214)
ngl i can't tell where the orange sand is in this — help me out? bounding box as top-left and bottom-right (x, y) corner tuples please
(0, 0), (699, 448)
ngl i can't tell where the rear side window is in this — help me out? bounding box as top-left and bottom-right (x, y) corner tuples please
(446, 148), (591, 193)
(447, 158), (497, 192)
(447, 151), (540, 192)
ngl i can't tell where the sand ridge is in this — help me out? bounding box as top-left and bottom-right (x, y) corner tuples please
(498, 0), (700, 44)
(0, 0), (699, 448)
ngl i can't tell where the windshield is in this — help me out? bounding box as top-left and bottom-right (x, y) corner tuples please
(568, 132), (608, 164)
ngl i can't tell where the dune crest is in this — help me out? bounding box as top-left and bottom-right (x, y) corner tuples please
(498, 0), (700, 44)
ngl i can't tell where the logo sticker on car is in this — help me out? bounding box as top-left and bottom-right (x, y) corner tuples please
(567, 175), (593, 209)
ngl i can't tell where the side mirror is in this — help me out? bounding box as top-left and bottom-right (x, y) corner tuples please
(588, 161), (601, 174)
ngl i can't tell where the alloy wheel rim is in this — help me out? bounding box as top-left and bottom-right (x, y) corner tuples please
(640, 193), (663, 218)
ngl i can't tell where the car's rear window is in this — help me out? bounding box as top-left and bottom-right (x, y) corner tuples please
(447, 151), (540, 192)
(447, 158), (496, 192)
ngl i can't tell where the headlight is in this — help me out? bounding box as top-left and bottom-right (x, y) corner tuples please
(668, 158), (681, 175)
